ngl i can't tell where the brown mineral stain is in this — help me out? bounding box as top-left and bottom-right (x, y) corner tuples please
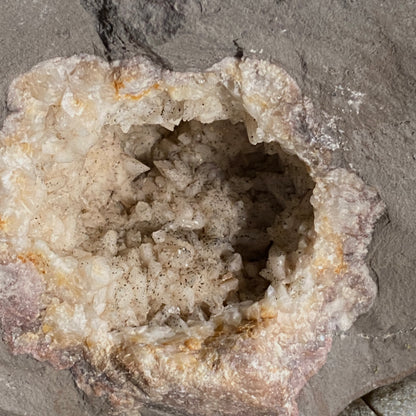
(114, 79), (160, 101)
(0, 217), (7, 230)
(245, 93), (268, 109)
(260, 307), (278, 320)
(74, 97), (83, 107)
(313, 240), (347, 279)
(42, 324), (53, 334)
(124, 83), (160, 101)
(19, 142), (33, 154)
(53, 272), (66, 287)
(2, 134), (21, 146)
(17, 252), (48, 274)
(184, 338), (202, 351)
(236, 321), (257, 336)
(334, 242), (347, 274)
(85, 338), (94, 349)
(169, 353), (198, 372)
(2, 137), (33, 153)
(113, 79), (125, 95)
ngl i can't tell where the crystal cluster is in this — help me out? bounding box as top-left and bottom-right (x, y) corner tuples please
(0, 56), (383, 415)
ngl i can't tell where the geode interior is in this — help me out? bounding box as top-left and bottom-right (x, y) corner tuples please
(0, 56), (384, 416)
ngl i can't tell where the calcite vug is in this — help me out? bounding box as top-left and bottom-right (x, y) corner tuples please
(0, 55), (384, 416)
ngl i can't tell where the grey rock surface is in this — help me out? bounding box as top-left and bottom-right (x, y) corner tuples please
(339, 399), (376, 416)
(0, 0), (415, 415)
(340, 372), (416, 416)
(364, 372), (416, 416)
(0, 341), (109, 416)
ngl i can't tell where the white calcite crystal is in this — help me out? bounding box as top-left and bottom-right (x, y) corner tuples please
(0, 56), (384, 416)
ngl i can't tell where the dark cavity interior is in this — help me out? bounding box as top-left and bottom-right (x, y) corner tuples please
(83, 119), (314, 323)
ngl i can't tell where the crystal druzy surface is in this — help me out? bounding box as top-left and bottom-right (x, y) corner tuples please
(0, 56), (384, 415)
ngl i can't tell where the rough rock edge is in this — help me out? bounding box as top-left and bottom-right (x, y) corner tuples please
(0, 55), (384, 416)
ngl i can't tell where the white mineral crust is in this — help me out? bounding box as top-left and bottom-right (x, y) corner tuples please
(0, 55), (384, 415)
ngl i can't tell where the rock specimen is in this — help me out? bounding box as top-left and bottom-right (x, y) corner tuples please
(0, 56), (383, 416)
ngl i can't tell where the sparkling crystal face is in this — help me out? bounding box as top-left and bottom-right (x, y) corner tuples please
(0, 56), (383, 415)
